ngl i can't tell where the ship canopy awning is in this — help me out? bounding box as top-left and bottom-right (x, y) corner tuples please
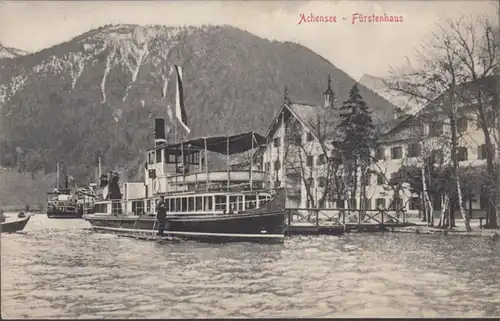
(158, 132), (268, 155)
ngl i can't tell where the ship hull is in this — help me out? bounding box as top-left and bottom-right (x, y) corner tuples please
(47, 206), (83, 219)
(1, 215), (31, 233)
(85, 211), (286, 244)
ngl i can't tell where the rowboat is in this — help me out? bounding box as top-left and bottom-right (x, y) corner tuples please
(0, 215), (31, 233)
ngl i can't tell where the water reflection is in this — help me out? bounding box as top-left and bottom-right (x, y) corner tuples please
(1, 215), (499, 318)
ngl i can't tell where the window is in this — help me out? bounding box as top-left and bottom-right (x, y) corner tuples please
(246, 195), (257, 209)
(420, 123), (428, 136)
(318, 177), (326, 188)
(175, 198), (181, 212)
(132, 200), (145, 215)
(195, 197), (203, 210)
(237, 195), (244, 211)
(316, 154), (326, 165)
(265, 162), (270, 172)
(457, 147), (468, 161)
(306, 132), (314, 141)
(215, 195), (227, 210)
(163, 149), (169, 163)
(156, 149), (162, 163)
(477, 144), (493, 160)
(146, 200), (151, 213)
(294, 134), (302, 145)
(181, 198), (187, 212)
(429, 122), (443, 137)
(274, 160), (281, 171)
(306, 156), (313, 167)
(169, 198), (175, 211)
(457, 117), (468, 133)
(307, 178), (315, 188)
(111, 201), (122, 215)
(391, 146), (403, 160)
(188, 197), (195, 211)
(362, 198), (372, 210)
(376, 198), (386, 209)
(377, 173), (384, 185)
(407, 143), (421, 157)
(273, 137), (281, 148)
(409, 197), (420, 210)
(148, 152), (155, 165)
(204, 196), (213, 211)
(229, 196), (238, 211)
(390, 197), (403, 211)
(376, 148), (385, 161)
(363, 172), (371, 186)
(431, 150), (443, 164)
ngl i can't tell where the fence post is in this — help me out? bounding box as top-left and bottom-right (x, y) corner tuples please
(381, 209), (384, 225)
(358, 209), (361, 224)
(403, 209), (406, 224)
(316, 209), (319, 227)
(288, 210), (291, 225)
(342, 210), (346, 225)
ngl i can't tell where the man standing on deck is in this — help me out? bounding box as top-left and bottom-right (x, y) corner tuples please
(156, 196), (168, 237)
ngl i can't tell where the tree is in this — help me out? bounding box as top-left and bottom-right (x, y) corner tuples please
(387, 14), (498, 229)
(337, 84), (376, 210)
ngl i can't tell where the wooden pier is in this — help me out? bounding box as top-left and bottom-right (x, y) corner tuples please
(284, 208), (415, 236)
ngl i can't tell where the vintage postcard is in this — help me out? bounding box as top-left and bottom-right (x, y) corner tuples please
(1, 0), (499, 319)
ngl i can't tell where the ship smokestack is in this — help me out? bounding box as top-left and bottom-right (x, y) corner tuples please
(154, 118), (166, 146)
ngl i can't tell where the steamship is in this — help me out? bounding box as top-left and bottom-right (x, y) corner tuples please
(47, 163), (95, 219)
(83, 118), (287, 243)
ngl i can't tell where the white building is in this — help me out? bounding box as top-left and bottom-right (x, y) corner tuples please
(258, 75), (498, 214)
(256, 76), (395, 209)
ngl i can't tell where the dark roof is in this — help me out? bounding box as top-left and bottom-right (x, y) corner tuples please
(285, 101), (396, 141)
(152, 132), (267, 155)
(416, 75), (497, 116)
(287, 103), (340, 140)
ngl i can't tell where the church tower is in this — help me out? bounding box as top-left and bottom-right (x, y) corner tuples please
(323, 74), (335, 108)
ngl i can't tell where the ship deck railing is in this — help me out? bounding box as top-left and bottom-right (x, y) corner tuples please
(164, 170), (267, 185)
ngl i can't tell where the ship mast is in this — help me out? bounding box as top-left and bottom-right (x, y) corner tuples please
(56, 161), (60, 190)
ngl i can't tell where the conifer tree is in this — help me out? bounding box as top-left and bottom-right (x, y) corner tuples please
(337, 84), (376, 209)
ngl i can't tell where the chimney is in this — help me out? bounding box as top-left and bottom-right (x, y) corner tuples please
(154, 118), (166, 146)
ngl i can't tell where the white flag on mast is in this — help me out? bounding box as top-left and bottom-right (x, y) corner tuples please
(174, 65), (190, 134)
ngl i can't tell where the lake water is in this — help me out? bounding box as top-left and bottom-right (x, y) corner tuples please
(1, 214), (500, 318)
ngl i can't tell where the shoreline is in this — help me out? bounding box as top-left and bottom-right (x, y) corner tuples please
(390, 224), (500, 238)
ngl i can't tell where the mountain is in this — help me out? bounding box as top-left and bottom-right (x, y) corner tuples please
(0, 42), (28, 59)
(0, 24), (397, 187)
(359, 73), (417, 113)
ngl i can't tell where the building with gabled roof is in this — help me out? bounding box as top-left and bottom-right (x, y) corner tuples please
(256, 74), (498, 214)
(255, 75), (396, 208)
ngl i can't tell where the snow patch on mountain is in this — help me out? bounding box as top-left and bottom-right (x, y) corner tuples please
(0, 25), (195, 109)
(0, 43), (28, 59)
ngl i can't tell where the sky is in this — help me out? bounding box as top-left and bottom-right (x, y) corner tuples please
(0, 0), (497, 80)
